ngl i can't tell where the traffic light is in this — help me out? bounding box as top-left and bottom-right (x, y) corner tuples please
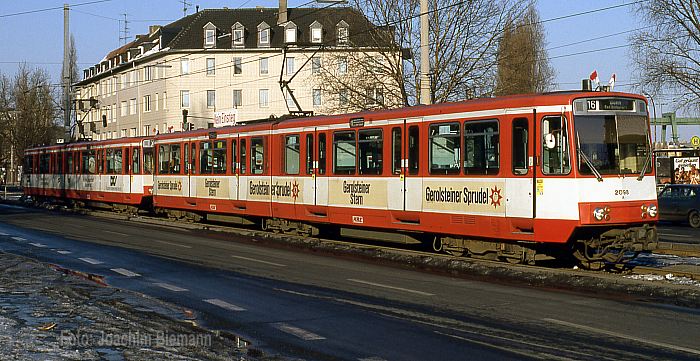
(102, 114), (107, 127)
(182, 109), (188, 130)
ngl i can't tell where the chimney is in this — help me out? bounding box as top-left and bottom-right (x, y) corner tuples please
(149, 25), (162, 36)
(278, 0), (288, 25)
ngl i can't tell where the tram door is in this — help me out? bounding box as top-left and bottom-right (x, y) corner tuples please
(388, 123), (404, 211)
(186, 140), (196, 198)
(403, 120), (422, 213)
(506, 116), (534, 232)
(315, 128), (328, 208)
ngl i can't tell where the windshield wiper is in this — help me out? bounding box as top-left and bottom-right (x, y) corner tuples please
(637, 150), (652, 181)
(576, 135), (603, 182)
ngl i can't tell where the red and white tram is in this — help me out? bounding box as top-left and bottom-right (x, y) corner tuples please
(23, 90), (659, 267)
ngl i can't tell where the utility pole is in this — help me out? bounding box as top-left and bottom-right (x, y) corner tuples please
(182, 0), (192, 17)
(63, 4), (71, 141)
(419, 0), (431, 105)
(119, 13), (130, 45)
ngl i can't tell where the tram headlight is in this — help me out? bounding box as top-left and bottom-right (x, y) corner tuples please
(648, 204), (658, 218)
(593, 207), (606, 221)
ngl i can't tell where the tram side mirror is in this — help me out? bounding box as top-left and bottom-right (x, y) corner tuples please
(544, 133), (557, 149)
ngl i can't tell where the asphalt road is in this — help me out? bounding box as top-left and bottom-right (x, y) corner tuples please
(658, 222), (700, 244)
(0, 204), (699, 360)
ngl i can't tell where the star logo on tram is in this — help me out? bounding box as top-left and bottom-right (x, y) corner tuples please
(291, 180), (300, 202)
(490, 186), (502, 208)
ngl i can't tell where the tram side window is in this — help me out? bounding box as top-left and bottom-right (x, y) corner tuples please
(231, 139), (237, 173)
(213, 140), (227, 174)
(124, 148), (130, 174)
(158, 145), (168, 174)
(240, 139), (247, 174)
(158, 145), (180, 174)
(189, 143), (196, 174)
(200, 142), (213, 174)
(464, 120), (499, 175)
(408, 126), (419, 175)
(512, 118), (529, 175)
(306, 134), (313, 175)
(542, 116), (571, 175)
(132, 148), (140, 174)
(57, 153), (63, 174)
(359, 129), (383, 175)
(251, 137), (265, 175)
(285, 135), (300, 175)
(334, 131), (356, 175)
(170, 145), (181, 174)
(143, 147), (154, 174)
(318, 133), (326, 175)
(40, 154), (50, 174)
(97, 150), (103, 174)
(429, 123), (460, 175)
(392, 127), (401, 174)
(81, 151), (96, 174)
(114, 149), (123, 174)
(66, 154), (72, 175)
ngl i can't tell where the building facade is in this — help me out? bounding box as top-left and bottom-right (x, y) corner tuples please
(74, 5), (401, 140)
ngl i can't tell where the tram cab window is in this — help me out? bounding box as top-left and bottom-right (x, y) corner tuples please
(251, 137), (265, 175)
(542, 116), (571, 175)
(429, 123), (461, 175)
(240, 139), (247, 174)
(512, 118), (529, 175)
(318, 133), (327, 175)
(132, 148), (140, 174)
(334, 131), (356, 175)
(464, 120), (499, 175)
(392, 127), (401, 174)
(359, 129), (383, 175)
(285, 135), (300, 175)
(408, 126), (419, 175)
(143, 147), (154, 175)
(306, 134), (313, 175)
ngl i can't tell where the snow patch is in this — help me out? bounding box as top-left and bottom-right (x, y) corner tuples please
(625, 273), (700, 287)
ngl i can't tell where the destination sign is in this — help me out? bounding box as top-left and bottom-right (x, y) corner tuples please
(586, 98), (635, 111)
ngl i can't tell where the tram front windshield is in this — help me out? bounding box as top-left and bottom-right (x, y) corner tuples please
(575, 114), (651, 175)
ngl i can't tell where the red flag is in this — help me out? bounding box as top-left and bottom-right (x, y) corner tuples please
(589, 70), (599, 84)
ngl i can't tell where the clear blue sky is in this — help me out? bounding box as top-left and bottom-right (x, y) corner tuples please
(0, 0), (695, 140)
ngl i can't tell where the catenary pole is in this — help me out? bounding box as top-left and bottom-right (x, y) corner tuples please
(419, 0), (431, 105)
(63, 4), (71, 141)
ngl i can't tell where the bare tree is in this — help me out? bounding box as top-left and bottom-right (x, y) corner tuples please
(631, 0), (700, 109)
(495, 3), (555, 95)
(0, 65), (61, 182)
(314, 0), (527, 114)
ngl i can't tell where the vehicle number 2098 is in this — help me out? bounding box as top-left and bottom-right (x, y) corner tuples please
(615, 189), (630, 196)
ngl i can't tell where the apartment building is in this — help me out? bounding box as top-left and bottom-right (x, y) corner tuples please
(74, 4), (400, 140)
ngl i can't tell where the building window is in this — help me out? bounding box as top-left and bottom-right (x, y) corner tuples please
(207, 90), (216, 108)
(286, 57), (295, 75)
(205, 29), (216, 47)
(155, 93), (159, 111)
(311, 27), (322, 43)
(313, 89), (322, 106)
(110, 104), (115, 122)
(286, 89), (295, 109)
(129, 98), (137, 115)
(144, 66), (153, 81)
(143, 125), (151, 136)
(120, 73), (127, 89)
(259, 89), (269, 108)
(312, 57), (321, 74)
(163, 92), (167, 110)
(258, 22), (270, 47)
(120, 101), (127, 116)
(233, 57), (242, 74)
(181, 90), (190, 108)
(233, 28), (244, 47)
(143, 95), (151, 112)
(285, 27), (296, 43)
(339, 89), (349, 105)
(120, 129), (127, 138)
(181, 58), (190, 75)
(206, 58), (215, 75)
(337, 24), (349, 45)
(233, 90), (242, 107)
(259, 57), (268, 75)
(338, 57), (348, 74)
(366, 88), (384, 105)
(130, 128), (137, 137)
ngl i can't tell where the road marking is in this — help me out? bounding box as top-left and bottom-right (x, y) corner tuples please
(55, 250), (72, 255)
(358, 357), (387, 361)
(0, 232), (8, 236)
(11, 237), (26, 241)
(231, 255), (286, 267)
(274, 323), (325, 341)
(111, 268), (141, 277)
(204, 298), (246, 312)
(155, 240), (192, 249)
(347, 278), (435, 296)
(662, 233), (694, 238)
(104, 230), (129, 236)
(29, 242), (47, 248)
(154, 282), (188, 292)
(543, 318), (700, 356)
(78, 257), (103, 265)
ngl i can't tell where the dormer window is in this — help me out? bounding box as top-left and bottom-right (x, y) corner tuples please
(337, 20), (349, 46)
(258, 22), (270, 47)
(203, 22), (217, 48)
(232, 22), (245, 48)
(284, 21), (297, 43)
(310, 21), (323, 43)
